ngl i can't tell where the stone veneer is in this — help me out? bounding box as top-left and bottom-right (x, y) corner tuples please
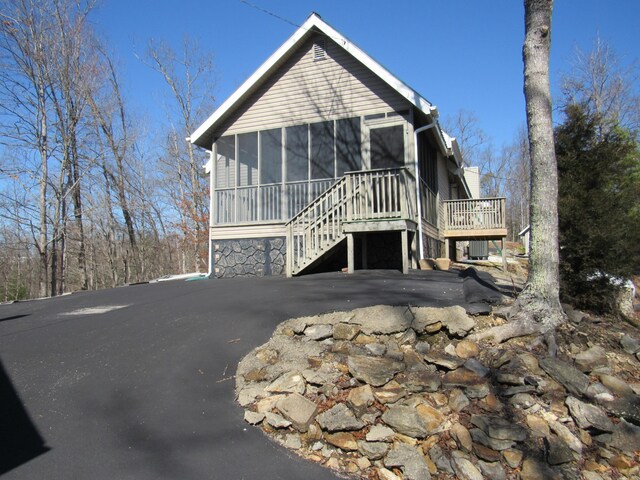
(214, 237), (286, 278)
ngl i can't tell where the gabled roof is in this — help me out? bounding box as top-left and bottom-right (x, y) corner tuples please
(190, 13), (443, 149)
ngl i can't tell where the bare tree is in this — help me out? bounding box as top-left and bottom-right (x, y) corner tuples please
(145, 37), (215, 273)
(443, 109), (487, 167)
(562, 35), (640, 139)
(472, 0), (565, 348)
(0, 0), (56, 296)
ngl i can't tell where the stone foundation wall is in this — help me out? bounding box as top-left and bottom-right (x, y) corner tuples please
(213, 237), (286, 278)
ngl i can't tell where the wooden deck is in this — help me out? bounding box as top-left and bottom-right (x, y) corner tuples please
(442, 197), (507, 240)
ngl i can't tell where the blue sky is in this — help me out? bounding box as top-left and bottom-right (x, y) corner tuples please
(92, 0), (640, 150)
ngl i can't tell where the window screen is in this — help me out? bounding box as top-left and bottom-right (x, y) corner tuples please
(286, 125), (308, 182)
(216, 135), (236, 188)
(260, 128), (282, 185)
(310, 121), (335, 179)
(336, 117), (362, 176)
(370, 125), (404, 169)
(238, 132), (258, 186)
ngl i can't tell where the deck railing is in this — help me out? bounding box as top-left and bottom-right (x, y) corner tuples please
(420, 180), (438, 227)
(347, 168), (414, 222)
(443, 197), (506, 232)
(214, 179), (334, 224)
(286, 168), (414, 275)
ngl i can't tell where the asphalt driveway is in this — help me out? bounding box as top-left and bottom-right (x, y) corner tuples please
(0, 269), (501, 479)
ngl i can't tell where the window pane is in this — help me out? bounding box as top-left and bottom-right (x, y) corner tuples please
(238, 132), (258, 186)
(216, 135), (235, 188)
(286, 125), (308, 182)
(370, 125), (404, 169)
(336, 117), (362, 176)
(310, 121), (334, 179)
(260, 128), (282, 185)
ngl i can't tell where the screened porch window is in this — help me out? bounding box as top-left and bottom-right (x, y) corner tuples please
(216, 135), (236, 188)
(336, 117), (361, 175)
(238, 132), (258, 186)
(370, 125), (404, 169)
(310, 120), (335, 180)
(213, 115), (402, 225)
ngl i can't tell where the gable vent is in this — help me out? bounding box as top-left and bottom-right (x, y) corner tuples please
(313, 39), (326, 61)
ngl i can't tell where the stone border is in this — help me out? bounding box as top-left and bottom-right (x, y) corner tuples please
(236, 305), (640, 479)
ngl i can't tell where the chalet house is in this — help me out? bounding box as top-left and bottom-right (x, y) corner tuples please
(191, 13), (506, 278)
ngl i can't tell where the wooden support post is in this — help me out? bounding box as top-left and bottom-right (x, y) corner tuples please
(347, 233), (355, 274)
(362, 234), (368, 269)
(444, 238), (450, 261)
(410, 231), (417, 269)
(502, 237), (507, 271)
(401, 230), (409, 274)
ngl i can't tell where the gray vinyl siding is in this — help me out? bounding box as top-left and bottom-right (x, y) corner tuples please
(215, 34), (410, 137)
(437, 153), (451, 201)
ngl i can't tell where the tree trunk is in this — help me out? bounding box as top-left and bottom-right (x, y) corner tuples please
(471, 0), (565, 346)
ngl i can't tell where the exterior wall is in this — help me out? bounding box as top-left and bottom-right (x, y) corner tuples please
(215, 34), (410, 137)
(464, 166), (481, 199)
(437, 152), (451, 201)
(213, 237), (286, 278)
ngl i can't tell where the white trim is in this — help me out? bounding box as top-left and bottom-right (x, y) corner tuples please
(190, 13), (439, 149)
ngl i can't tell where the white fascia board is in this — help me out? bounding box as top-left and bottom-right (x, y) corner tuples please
(191, 13), (440, 148)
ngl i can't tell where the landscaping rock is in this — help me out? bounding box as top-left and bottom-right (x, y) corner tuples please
(373, 380), (406, 404)
(377, 467), (402, 480)
(395, 370), (441, 393)
(264, 411), (291, 429)
(244, 410), (265, 425)
(473, 443), (501, 462)
(566, 397), (614, 432)
(470, 428), (515, 451)
(456, 340), (479, 358)
(471, 414), (527, 442)
(463, 358), (490, 377)
(333, 323), (360, 341)
(276, 393), (317, 432)
(449, 389), (470, 412)
(450, 451), (484, 480)
(265, 371), (306, 395)
(304, 324), (333, 340)
(545, 435), (575, 465)
(451, 422), (473, 451)
(324, 432), (358, 451)
(423, 352), (465, 370)
(316, 403), (364, 432)
(429, 444), (454, 474)
(477, 460), (506, 480)
(283, 433), (302, 449)
(351, 305), (413, 335)
(415, 403), (446, 433)
(381, 405), (429, 438)
(356, 440), (388, 460)
(540, 357), (590, 396)
(347, 355), (405, 387)
(607, 418), (640, 454)
(347, 384), (375, 417)
(366, 425), (395, 442)
(384, 443), (431, 480)
(575, 345), (608, 373)
(620, 334), (640, 355)
(598, 374), (634, 396)
(526, 414), (550, 438)
(520, 458), (562, 480)
(364, 343), (386, 356)
(414, 306), (475, 337)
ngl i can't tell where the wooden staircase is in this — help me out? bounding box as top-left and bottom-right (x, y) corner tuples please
(286, 168), (416, 276)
